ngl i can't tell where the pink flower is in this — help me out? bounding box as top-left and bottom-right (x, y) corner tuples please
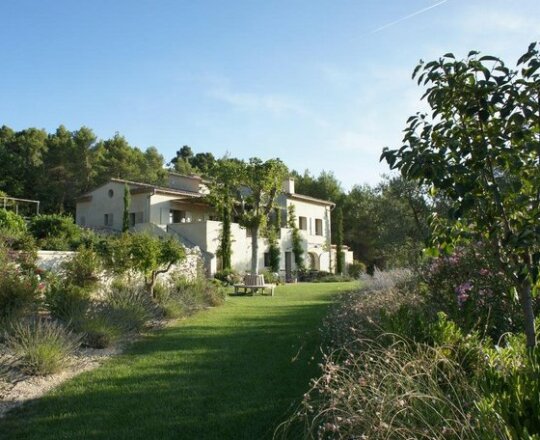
(479, 268), (490, 276)
(455, 281), (473, 307)
(457, 292), (470, 306)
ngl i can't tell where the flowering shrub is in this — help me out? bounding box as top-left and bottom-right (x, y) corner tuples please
(0, 244), (44, 324)
(422, 243), (520, 339)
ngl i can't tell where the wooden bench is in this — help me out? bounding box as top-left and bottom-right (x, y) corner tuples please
(234, 274), (275, 296)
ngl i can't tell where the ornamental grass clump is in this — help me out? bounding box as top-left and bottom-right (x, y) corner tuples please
(276, 269), (512, 439)
(277, 337), (504, 440)
(166, 276), (226, 315)
(75, 310), (122, 349)
(4, 318), (81, 376)
(103, 281), (160, 332)
(44, 280), (91, 323)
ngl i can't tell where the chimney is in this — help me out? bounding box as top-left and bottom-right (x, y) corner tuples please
(282, 177), (295, 194)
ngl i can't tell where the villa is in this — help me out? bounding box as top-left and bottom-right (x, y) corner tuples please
(75, 172), (353, 277)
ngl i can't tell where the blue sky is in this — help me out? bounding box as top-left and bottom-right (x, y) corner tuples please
(2, 0), (540, 190)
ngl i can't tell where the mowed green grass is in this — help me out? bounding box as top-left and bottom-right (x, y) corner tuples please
(0, 282), (356, 440)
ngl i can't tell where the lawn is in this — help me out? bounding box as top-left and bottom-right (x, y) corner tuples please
(0, 282), (356, 440)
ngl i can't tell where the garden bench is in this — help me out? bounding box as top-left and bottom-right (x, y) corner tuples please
(234, 274), (275, 296)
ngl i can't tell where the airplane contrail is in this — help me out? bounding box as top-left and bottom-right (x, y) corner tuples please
(371, 0), (449, 34)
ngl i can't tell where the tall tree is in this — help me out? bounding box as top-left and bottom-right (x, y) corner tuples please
(381, 43), (540, 347)
(237, 158), (288, 274)
(335, 207), (344, 274)
(169, 145), (196, 175)
(122, 184), (131, 232)
(206, 158), (242, 271)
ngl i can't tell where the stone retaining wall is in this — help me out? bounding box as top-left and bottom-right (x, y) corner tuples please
(36, 248), (203, 283)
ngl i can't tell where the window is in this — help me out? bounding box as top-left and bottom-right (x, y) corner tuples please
(264, 252), (271, 267)
(315, 219), (323, 236)
(104, 213), (113, 227)
(170, 209), (186, 224)
(79, 216), (86, 226)
(299, 216), (307, 230)
(280, 208), (287, 228)
(129, 212), (143, 227)
(108, 189), (114, 198)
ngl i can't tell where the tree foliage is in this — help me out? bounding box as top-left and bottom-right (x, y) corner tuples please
(381, 43), (540, 347)
(0, 125), (167, 214)
(237, 158), (288, 274)
(206, 158), (243, 271)
(287, 204), (304, 271)
(207, 157), (288, 274)
(100, 233), (185, 298)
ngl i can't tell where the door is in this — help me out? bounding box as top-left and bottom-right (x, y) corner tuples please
(285, 252), (292, 282)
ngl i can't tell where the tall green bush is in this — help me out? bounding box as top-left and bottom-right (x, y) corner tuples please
(335, 207), (344, 275)
(29, 214), (81, 250)
(61, 247), (102, 289)
(0, 209), (26, 233)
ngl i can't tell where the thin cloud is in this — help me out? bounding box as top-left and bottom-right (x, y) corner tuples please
(371, 0), (448, 34)
(208, 87), (330, 127)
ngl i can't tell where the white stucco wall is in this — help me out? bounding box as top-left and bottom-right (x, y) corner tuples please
(76, 181), (151, 232)
(36, 251), (76, 272)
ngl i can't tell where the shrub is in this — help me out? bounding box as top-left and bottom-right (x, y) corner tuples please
(359, 267), (413, 292)
(277, 338), (501, 440)
(29, 214), (81, 250)
(423, 243), (520, 339)
(214, 269), (242, 285)
(261, 269), (280, 284)
(347, 260), (366, 278)
(61, 247), (102, 289)
(312, 273), (353, 283)
(153, 282), (187, 319)
(103, 282), (159, 332)
(75, 310), (122, 349)
(0, 209), (26, 233)
(160, 301), (187, 320)
(0, 268), (41, 323)
(44, 279), (92, 323)
(4, 318), (81, 375)
(166, 276), (226, 315)
(476, 331), (540, 439)
(73, 227), (101, 250)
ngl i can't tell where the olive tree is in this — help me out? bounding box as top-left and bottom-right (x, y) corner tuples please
(238, 158), (288, 274)
(101, 233), (185, 298)
(381, 43), (540, 347)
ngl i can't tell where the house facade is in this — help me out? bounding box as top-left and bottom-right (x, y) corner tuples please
(75, 172), (353, 277)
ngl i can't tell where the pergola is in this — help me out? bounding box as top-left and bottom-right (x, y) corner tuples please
(1, 196), (40, 217)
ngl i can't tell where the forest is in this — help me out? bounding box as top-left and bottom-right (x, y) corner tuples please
(0, 125), (430, 270)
